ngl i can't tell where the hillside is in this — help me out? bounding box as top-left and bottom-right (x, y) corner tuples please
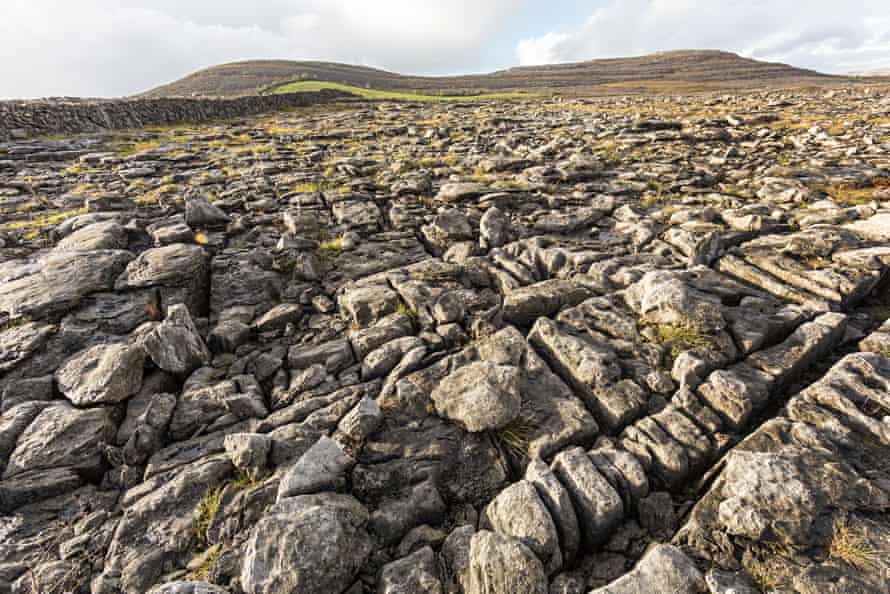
(143, 50), (842, 98)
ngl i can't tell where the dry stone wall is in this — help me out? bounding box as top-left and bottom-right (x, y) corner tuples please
(0, 89), (352, 140)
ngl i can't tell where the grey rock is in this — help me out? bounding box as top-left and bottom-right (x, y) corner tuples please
(431, 361), (521, 432)
(277, 435), (354, 501)
(55, 341), (145, 405)
(185, 194), (231, 227)
(589, 544), (706, 593)
(241, 493), (371, 594)
(378, 546), (443, 594)
(551, 447), (624, 547)
(252, 303), (303, 333)
(3, 402), (116, 479)
(482, 479), (562, 574)
(142, 303), (211, 375)
(525, 458), (581, 567)
(224, 433), (272, 477)
(467, 530), (548, 594)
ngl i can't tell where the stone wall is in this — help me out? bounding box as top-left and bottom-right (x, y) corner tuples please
(0, 89), (354, 140)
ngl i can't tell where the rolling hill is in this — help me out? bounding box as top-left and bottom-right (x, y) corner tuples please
(143, 50), (844, 98)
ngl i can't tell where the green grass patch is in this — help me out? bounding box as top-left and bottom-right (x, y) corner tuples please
(268, 81), (535, 102)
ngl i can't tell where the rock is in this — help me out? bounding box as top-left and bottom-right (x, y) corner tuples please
(146, 582), (230, 594)
(277, 435), (354, 500)
(55, 342), (145, 405)
(288, 338), (354, 374)
(252, 303), (303, 333)
(482, 479), (562, 573)
(431, 361), (522, 432)
(115, 243), (209, 315)
(223, 433), (271, 477)
(2, 402), (116, 479)
(142, 303), (211, 375)
(480, 206), (516, 250)
(589, 544), (706, 593)
(185, 194), (231, 227)
(207, 319), (252, 353)
(54, 220), (128, 252)
(551, 447), (624, 547)
(339, 284), (401, 328)
(467, 530), (548, 594)
(378, 546), (443, 594)
(503, 281), (591, 326)
(0, 250), (132, 321)
(525, 458), (581, 567)
(241, 493), (371, 594)
(0, 321), (55, 373)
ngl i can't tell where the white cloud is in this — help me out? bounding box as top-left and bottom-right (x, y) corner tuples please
(515, 0), (890, 74)
(0, 0), (523, 98)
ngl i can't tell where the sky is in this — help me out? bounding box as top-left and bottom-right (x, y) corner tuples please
(1, 0), (889, 98)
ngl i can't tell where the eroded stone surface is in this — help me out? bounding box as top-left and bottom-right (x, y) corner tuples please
(1, 87), (889, 593)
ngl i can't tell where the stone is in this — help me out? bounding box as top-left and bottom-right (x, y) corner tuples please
(252, 303), (303, 333)
(277, 435), (354, 500)
(467, 530), (548, 594)
(378, 546), (443, 594)
(589, 544), (706, 593)
(2, 402), (116, 479)
(185, 194), (231, 227)
(339, 284), (401, 328)
(55, 342), (145, 405)
(431, 361), (521, 432)
(241, 493), (371, 594)
(482, 479), (562, 573)
(525, 458), (581, 566)
(551, 447), (624, 547)
(503, 280), (592, 326)
(141, 303), (211, 375)
(223, 433), (272, 477)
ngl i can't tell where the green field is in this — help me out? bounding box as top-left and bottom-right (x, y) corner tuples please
(267, 80), (535, 101)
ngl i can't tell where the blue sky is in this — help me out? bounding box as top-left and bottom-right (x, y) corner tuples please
(1, 1), (889, 98)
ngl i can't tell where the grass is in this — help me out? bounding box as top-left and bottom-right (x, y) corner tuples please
(655, 323), (714, 356)
(188, 544), (220, 581)
(395, 302), (417, 320)
(0, 207), (87, 233)
(292, 181), (324, 194)
(268, 80), (535, 102)
(193, 486), (224, 549)
(829, 517), (884, 572)
(811, 184), (883, 206)
(317, 235), (344, 258)
(494, 409), (538, 463)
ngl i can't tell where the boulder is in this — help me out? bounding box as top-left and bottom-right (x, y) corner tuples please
(55, 342), (145, 405)
(241, 493), (371, 594)
(431, 361), (521, 432)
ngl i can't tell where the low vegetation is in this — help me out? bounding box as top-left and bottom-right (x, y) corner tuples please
(268, 80), (534, 102)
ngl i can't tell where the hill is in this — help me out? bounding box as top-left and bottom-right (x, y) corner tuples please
(143, 50), (843, 98)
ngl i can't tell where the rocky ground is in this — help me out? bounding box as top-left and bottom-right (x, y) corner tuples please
(1, 86), (890, 594)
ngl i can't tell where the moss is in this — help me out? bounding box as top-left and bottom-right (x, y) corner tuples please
(318, 236), (344, 255)
(292, 181), (324, 194)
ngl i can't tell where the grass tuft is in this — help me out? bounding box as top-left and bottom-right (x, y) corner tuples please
(494, 409), (538, 463)
(655, 323), (714, 356)
(194, 486), (223, 549)
(188, 544), (220, 581)
(830, 517), (883, 572)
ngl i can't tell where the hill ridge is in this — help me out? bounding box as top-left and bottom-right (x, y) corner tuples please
(143, 49), (842, 98)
